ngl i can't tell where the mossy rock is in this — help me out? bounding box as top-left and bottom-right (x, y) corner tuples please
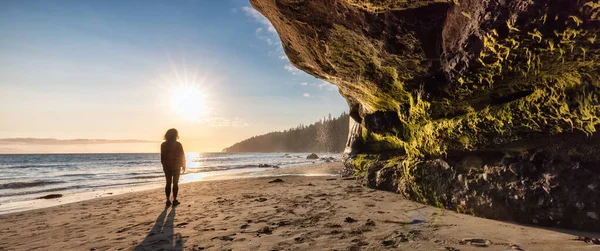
(250, 0), (600, 231)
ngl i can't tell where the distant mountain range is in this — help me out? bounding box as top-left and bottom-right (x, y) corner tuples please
(223, 112), (349, 153)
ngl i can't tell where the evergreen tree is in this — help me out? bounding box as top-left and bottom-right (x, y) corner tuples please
(222, 112), (349, 153)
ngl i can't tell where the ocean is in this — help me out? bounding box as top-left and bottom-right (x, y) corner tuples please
(0, 152), (339, 213)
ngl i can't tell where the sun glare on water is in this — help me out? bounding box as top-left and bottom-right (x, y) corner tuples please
(170, 84), (210, 121)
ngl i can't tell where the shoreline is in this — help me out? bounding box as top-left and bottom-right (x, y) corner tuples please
(1, 163), (599, 250)
(0, 161), (340, 215)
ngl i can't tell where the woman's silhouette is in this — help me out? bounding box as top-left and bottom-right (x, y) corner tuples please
(161, 128), (186, 207)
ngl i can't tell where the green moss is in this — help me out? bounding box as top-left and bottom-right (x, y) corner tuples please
(345, 0), (452, 12)
(361, 130), (405, 153)
(328, 25), (421, 112)
(348, 2), (600, 204)
(352, 154), (379, 176)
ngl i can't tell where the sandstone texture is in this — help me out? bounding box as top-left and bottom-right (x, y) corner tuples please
(250, 0), (600, 231)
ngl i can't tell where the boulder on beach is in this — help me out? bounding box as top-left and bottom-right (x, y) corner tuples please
(321, 157), (336, 162)
(306, 153), (319, 159)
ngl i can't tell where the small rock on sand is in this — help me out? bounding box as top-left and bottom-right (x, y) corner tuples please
(444, 247), (460, 251)
(219, 235), (234, 241)
(269, 178), (284, 183)
(460, 238), (491, 247)
(255, 197), (268, 202)
(257, 226), (273, 235)
(382, 240), (395, 247)
(575, 236), (600, 245)
(345, 216), (358, 223)
(37, 194), (63, 199)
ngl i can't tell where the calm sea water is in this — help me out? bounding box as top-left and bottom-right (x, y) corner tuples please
(0, 152), (339, 208)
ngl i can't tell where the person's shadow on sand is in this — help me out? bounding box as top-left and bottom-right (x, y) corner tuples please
(134, 208), (183, 251)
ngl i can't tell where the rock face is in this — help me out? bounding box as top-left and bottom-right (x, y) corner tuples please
(250, 0), (600, 231)
(307, 153), (320, 159)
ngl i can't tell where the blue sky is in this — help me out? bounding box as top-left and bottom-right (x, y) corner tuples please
(0, 0), (348, 153)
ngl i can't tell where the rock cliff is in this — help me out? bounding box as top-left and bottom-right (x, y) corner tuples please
(250, 0), (600, 231)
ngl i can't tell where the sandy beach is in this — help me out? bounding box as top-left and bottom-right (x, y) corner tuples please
(0, 163), (598, 251)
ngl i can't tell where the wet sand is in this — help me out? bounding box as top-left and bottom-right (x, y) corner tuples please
(0, 163), (598, 251)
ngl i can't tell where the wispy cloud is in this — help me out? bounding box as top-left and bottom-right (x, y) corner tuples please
(303, 93), (311, 98)
(241, 5), (330, 85)
(241, 6), (281, 48)
(240, 6), (306, 76)
(241, 6), (277, 35)
(0, 138), (157, 145)
(299, 81), (338, 92)
(318, 81), (338, 91)
(284, 64), (302, 75)
(278, 52), (288, 60)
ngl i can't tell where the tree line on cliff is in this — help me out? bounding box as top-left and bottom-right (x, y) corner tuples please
(223, 112), (349, 153)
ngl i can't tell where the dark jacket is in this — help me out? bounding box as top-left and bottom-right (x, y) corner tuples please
(161, 141), (185, 169)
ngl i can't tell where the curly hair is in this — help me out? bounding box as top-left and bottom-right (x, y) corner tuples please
(164, 128), (179, 141)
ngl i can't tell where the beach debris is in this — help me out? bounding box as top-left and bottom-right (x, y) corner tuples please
(217, 235), (234, 241)
(276, 220), (291, 226)
(269, 178), (284, 183)
(190, 244), (206, 250)
(255, 197), (268, 202)
(240, 224), (249, 229)
(306, 153), (319, 159)
(575, 236), (600, 245)
(509, 244), (524, 250)
(382, 240), (395, 246)
(194, 226), (216, 232)
(37, 194), (62, 199)
(294, 237), (305, 243)
(325, 223), (342, 228)
(365, 219), (376, 226)
(351, 239), (369, 246)
(444, 247), (460, 251)
(381, 230), (420, 242)
(307, 183), (315, 186)
(257, 226), (273, 235)
(344, 216), (358, 223)
(328, 230), (342, 235)
(459, 238), (491, 247)
(397, 233), (410, 242)
(176, 222), (189, 228)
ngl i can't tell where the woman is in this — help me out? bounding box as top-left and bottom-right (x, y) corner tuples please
(161, 128), (186, 207)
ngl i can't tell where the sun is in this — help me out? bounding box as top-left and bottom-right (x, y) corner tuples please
(170, 85), (210, 121)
